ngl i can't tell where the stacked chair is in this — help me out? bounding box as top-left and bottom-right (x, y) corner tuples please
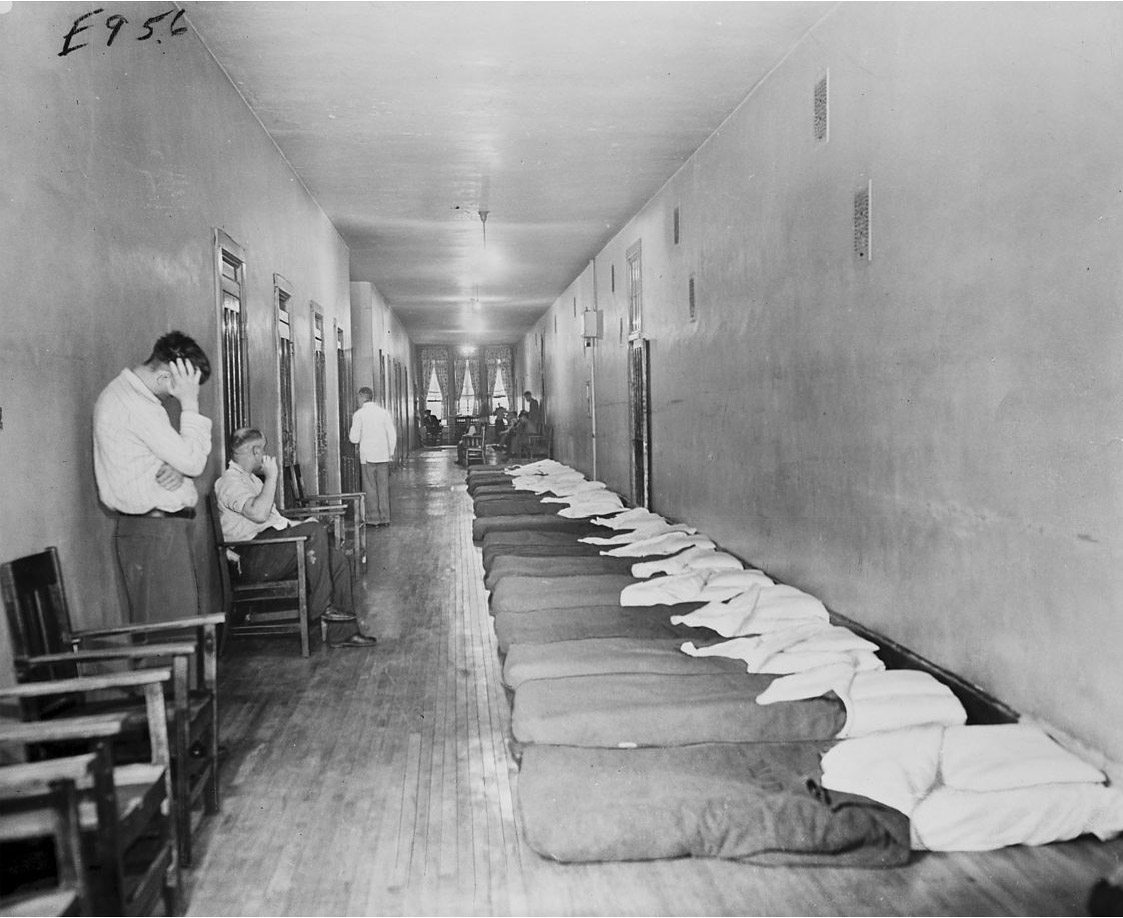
(2, 546), (226, 913)
(468, 459), (1123, 866)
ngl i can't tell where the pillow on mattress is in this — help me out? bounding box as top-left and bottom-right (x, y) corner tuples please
(911, 783), (1123, 851)
(821, 725), (944, 816)
(938, 723), (1106, 791)
(822, 722), (1123, 851)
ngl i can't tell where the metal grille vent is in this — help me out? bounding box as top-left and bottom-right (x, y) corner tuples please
(814, 74), (829, 142)
(853, 181), (871, 261)
(688, 275), (696, 322)
(673, 206), (681, 245)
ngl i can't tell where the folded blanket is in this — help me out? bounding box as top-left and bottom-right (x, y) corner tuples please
(669, 583), (827, 637)
(631, 547), (743, 579)
(555, 491), (626, 518)
(757, 667), (967, 738)
(604, 531), (715, 558)
(590, 507), (665, 529)
(620, 568), (772, 606)
(581, 520), (696, 545)
(680, 625), (882, 674)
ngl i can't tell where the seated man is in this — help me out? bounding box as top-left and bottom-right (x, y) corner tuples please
(492, 406), (508, 445)
(503, 410), (531, 457)
(456, 419), (480, 467)
(215, 427), (377, 648)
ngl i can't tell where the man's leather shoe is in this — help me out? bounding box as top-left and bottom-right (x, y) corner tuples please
(321, 608), (357, 623)
(331, 634), (378, 648)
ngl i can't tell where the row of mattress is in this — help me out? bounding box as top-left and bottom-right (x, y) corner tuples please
(469, 459), (1123, 865)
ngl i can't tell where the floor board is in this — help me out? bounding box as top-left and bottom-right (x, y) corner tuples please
(184, 447), (1122, 916)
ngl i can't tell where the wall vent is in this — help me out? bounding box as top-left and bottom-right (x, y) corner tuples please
(611, 264), (615, 292)
(813, 72), (829, 143)
(573, 296), (577, 317)
(688, 275), (696, 322)
(673, 206), (681, 245)
(853, 180), (871, 262)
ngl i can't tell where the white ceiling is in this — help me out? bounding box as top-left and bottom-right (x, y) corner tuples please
(182, 1), (835, 344)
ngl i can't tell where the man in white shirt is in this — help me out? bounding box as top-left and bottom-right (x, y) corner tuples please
(93, 331), (212, 623)
(215, 428), (377, 648)
(348, 387), (397, 526)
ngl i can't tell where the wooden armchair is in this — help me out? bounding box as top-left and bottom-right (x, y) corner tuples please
(0, 756), (90, 917)
(208, 494), (319, 658)
(1, 547), (222, 870)
(463, 433), (486, 467)
(283, 463), (367, 573)
(0, 671), (181, 916)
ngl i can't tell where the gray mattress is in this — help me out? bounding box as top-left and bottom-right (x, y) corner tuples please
(510, 671), (847, 747)
(488, 573), (639, 613)
(484, 554), (638, 590)
(502, 636), (747, 688)
(473, 496), (558, 517)
(491, 604), (708, 654)
(472, 514), (599, 542)
(517, 742), (911, 867)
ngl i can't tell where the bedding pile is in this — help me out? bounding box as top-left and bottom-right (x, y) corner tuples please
(466, 460), (1123, 864)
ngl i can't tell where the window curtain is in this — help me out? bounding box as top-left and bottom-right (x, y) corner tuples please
(453, 356), (468, 413)
(484, 346), (512, 401)
(421, 347), (450, 415)
(465, 357), (481, 415)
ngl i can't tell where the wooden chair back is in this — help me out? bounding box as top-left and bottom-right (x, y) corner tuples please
(1, 547), (80, 685)
(208, 493), (315, 657)
(0, 675), (182, 916)
(2, 546), (223, 870)
(0, 757), (91, 917)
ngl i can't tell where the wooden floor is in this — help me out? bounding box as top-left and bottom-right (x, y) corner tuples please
(185, 448), (1122, 916)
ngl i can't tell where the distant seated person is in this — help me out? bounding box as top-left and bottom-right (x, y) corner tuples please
(501, 409), (531, 457)
(215, 427), (377, 648)
(456, 419), (480, 467)
(423, 409), (442, 445)
(492, 406), (508, 445)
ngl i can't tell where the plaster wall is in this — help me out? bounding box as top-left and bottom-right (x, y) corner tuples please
(528, 2), (1123, 762)
(0, 2), (353, 681)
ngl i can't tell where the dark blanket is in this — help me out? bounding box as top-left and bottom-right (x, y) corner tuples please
(484, 554), (639, 591)
(472, 514), (600, 542)
(511, 672), (847, 746)
(489, 573), (639, 613)
(473, 496), (559, 517)
(517, 742), (911, 867)
(502, 636), (747, 688)
(491, 604), (709, 654)
(482, 541), (605, 572)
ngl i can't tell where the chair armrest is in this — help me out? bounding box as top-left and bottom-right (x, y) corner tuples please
(223, 534), (309, 547)
(22, 643), (197, 667)
(284, 507), (345, 518)
(76, 614), (225, 641)
(0, 714), (130, 746)
(0, 669), (170, 699)
(299, 492), (364, 502)
(0, 753), (97, 792)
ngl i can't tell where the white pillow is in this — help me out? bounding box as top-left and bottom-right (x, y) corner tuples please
(940, 724), (1107, 791)
(911, 783), (1123, 851)
(820, 725), (944, 816)
(755, 661), (854, 705)
(792, 627), (880, 654)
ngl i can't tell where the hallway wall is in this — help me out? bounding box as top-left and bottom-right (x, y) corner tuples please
(0, 2), (357, 677)
(527, 3), (1123, 763)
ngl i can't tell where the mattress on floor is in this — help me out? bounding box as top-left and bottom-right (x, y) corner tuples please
(473, 496), (558, 517)
(511, 672), (847, 747)
(482, 541), (605, 571)
(489, 573), (639, 613)
(502, 636), (748, 688)
(517, 742), (910, 867)
(492, 605), (708, 654)
(473, 514), (600, 542)
(484, 554), (638, 590)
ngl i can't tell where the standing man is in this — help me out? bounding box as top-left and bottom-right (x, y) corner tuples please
(349, 387), (397, 527)
(215, 428), (376, 648)
(93, 331), (213, 624)
(523, 390), (542, 432)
